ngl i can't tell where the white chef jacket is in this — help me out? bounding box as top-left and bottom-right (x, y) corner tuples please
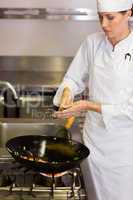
(53, 31), (133, 199)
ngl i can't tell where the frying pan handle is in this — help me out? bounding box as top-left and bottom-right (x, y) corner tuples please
(65, 116), (75, 129)
(53, 106), (75, 129)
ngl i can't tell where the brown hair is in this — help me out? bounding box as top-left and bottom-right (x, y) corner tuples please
(120, 8), (133, 16)
(131, 6), (133, 16)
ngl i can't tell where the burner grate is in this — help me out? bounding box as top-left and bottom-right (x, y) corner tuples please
(0, 159), (86, 200)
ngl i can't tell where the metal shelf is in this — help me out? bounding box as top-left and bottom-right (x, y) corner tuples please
(0, 8), (98, 21)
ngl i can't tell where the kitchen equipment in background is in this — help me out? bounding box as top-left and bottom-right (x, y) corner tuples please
(0, 95), (4, 118)
(0, 8), (98, 21)
(0, 81), (18, 118)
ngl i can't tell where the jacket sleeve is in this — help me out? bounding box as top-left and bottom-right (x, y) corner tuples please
(53, 39), (90, 107)
(101, 95), (133, 129)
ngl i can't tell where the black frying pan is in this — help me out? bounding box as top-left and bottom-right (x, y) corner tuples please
(6, 135), (90, 174)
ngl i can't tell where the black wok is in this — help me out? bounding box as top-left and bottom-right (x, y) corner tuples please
(6, 135), (90, 174)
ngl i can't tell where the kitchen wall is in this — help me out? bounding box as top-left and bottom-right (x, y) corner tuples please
(0, 0), (101, 56)
(0, 20), (101, 56)
(0, 0), (97, 10)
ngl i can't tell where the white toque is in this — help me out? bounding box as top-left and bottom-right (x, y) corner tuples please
(97, 0), (133, 12)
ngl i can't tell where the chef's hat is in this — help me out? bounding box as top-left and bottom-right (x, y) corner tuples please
(97, 0), (133, 12)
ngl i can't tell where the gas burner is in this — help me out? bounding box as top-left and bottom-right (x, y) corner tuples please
(34, 173), (63, 187)
(0, 159), (87, 199)
(40, 171), (67, 178)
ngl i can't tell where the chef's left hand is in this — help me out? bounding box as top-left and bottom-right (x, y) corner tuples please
(54, 100), (90, 118)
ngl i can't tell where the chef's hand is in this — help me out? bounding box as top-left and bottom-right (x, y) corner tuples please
(55, 100), (89, 118)
(59, 87), (73, 110)
(54, 100), (101, 118)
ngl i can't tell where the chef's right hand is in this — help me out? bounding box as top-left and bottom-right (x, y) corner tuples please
(59, 87), (73, 110)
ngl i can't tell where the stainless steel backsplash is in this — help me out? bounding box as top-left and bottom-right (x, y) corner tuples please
(0, 56), (73, 72)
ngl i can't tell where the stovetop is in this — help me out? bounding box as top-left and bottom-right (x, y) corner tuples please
(0, 158), (86, 200)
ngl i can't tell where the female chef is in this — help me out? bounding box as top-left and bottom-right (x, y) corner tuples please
(53, 0), (133, 199)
